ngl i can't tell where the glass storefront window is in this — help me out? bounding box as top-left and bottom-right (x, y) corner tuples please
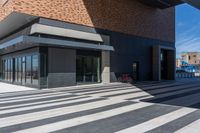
(32, 55), (39, 85)
(1, 53), (40, 87)
(22, 57), (26, 85)
(18, 57), (22, 83)
(15, 58), (18, 82)
(26, 56), (32, 84)
(7, 59), (10, 82)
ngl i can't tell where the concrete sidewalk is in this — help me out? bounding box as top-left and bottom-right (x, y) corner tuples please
(0, 82), (35, 94)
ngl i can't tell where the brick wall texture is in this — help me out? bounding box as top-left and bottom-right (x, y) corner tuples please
(0, 0), (175, 42)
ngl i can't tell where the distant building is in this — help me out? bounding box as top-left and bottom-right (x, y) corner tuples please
(176, 58), (182, 68)
(181, 52), (200, 65)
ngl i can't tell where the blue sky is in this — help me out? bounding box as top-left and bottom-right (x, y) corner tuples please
(176, 4), (200, 58)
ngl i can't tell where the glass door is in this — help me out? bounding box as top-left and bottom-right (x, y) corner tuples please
(76, 51), (101, 83)
(133, 62), (139, 80)
(161, 49), (168, 79)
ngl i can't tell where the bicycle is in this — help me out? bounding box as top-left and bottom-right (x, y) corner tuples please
(117, 74), (133, 83)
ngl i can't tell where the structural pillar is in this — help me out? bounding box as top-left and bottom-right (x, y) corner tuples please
(101, 51), (110, 83)
(152, 45), (161, 81)
(167, 49), (176, 80)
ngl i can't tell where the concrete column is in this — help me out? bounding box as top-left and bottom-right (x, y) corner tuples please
(152, 45), (161, 81)
(101, 51), (110, 83)
(0, 56), (2, 79)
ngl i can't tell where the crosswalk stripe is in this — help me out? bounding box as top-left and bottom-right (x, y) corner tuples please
(86, 88), (142, 97)
(116, 107), (197, 133)
(0, 95), (88, 110)
(175, 119), (200, 133)
(0, 96), (94, 115)
(107, 91), (151, 100)
(0, 92), (73, 104)
(0, 90), (56, 99)
(75, 86), (135, 95)
(139, 82), (185, 91)
(13, 102), (154, 133)
(146, 84), (200, 95)
(0, 91), (67, 102)
(162, 92), (200, 106)
(54, 83), (129, 92)
(144, 86), (200, 102)
(0, 98), (132, 128)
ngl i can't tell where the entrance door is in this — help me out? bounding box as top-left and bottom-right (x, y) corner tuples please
(133, 62), (139, 80)
(161, 49), (168, 79)
(76, 51), (101, 83)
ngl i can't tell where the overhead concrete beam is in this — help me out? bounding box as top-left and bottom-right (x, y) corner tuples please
(183, 0), (200, 10)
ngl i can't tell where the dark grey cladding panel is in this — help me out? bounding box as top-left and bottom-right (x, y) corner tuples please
(47, 73), (76, 88)
(48, 48), (76, 73)
(109, 31), (175, 81)
(0, 36), (114, 53)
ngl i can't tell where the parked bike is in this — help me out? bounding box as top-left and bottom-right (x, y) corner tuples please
(117, 74), (133, 83)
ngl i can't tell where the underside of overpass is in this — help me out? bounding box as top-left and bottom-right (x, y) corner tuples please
(140, 0), (200, 9)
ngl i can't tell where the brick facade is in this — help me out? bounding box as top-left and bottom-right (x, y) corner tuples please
(0, 0), (175, 42)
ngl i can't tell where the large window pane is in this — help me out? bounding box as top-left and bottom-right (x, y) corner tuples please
(15, 58), (18, 82)
(10, 59), (13, 82)
(22, 57), (26, 85)
(32, 55), (39, 85)
(5, 60), (7, 81)
(18, 57), (22, 83)
(26, 56), (32, 84)
(8, 59), (10, 82)
(2, 60), (5, 80)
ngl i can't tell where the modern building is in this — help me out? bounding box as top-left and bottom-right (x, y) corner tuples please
(0, 0), (199, 88)
(181, 52), (200, 65)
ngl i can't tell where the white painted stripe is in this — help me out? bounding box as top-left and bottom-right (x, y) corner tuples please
(0, 90), (50, 98)
(116, 107), (196, 133)
(0, 91), (67, 101)
(0, 92), (72, 104)
(130, 95), (154, 102)
(0, 95), (86, 110)
(0, 98), (132, 128)
(88, 87), (142, 97)
(13, 102), (153, 133)
(175, 119), (200, 133)
(109, 92), (151, 100)
(48, 83), (125, 92)
(74, 86), (135, 95)
(0, 96), (92, 115)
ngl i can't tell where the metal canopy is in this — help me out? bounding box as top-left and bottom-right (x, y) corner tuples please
(0, 36), (114, 52)
(0, 12), (38, 39)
